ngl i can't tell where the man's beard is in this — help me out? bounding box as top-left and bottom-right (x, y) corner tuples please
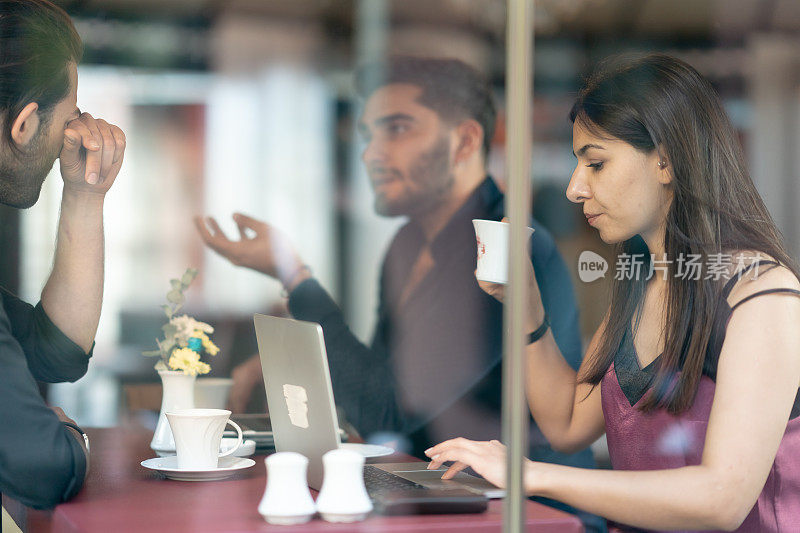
(373, 135), (454, 217)
(0, 129), (61, 209)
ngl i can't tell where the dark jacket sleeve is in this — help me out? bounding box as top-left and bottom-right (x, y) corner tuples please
(0, 288), (92, 383)
(528, 221), (583, 371)
(287, 278), (403, 438)
(0, 294), (88, 509)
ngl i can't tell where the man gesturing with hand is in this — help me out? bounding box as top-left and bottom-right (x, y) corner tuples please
(0, 0), (125, 510)
(197, 56), (604, 532)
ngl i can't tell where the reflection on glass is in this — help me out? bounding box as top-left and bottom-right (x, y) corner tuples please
(4, 2), (799, 531)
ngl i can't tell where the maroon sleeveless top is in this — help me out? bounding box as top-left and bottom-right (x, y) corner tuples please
(601, 260), (800, 532)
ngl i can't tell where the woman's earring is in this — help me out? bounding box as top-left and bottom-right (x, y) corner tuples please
(658, 160), (667, 169)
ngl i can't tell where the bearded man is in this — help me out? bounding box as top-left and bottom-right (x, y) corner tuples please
(196, 56), (602, 529)
(0, 0), (125, 510)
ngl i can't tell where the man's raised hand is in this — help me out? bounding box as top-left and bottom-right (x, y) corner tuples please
(194, 213), (308, 290)
(60, 112), (125, 194)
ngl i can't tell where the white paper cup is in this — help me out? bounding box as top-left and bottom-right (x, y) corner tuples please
(166, 408), (243, 470)
(472, 219), (535, 284)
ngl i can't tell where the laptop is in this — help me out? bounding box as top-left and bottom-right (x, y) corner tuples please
(252, 313), (505, 500)
(227, 413), (348, 453)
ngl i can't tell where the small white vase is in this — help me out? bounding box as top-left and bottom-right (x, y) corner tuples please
(150, 369), (195, 454)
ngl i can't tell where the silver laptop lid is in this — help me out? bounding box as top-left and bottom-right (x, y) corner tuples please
(253, 314), (341, 489)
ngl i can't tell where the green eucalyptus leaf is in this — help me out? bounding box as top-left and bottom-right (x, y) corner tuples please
(170, 279), (182, 290)
(154, 360), (168, 371)
(166, 289), (185, 305)
(161, 304), (173, 318)
(141, 350), (162, 357)
(162, 323), (178, 338)
(181, 268), (198, 287)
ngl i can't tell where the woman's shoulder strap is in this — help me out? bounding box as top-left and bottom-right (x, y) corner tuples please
(730, 288), (800, 312)
(721, 259), (780, 299)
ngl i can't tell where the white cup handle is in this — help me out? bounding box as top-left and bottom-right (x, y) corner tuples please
(219, 420), (243, 457)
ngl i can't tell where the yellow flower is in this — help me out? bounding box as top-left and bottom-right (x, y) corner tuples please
(203, 338), (219, 356)
(192, 329), (220, 356)
(168, 347), (210, 376)
(193, 360), (212, 375)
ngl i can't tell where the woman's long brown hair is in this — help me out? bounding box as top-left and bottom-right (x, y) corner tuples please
(573, 54), (800, 414)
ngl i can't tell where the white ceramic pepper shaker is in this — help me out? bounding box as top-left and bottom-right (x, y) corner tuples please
(315, 449), (373, 522)
(258, 452), (316, 525)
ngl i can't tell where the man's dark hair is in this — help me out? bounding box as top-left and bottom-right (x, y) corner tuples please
(356, 56), (497, 158)
(0, 0), (82, 148)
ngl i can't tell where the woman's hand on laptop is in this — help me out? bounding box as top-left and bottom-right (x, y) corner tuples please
(194, 213), (309, 290)
(425, 438), (529, 490)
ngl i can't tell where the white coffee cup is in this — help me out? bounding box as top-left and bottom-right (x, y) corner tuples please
(472, 219), (535, 284)
(166, 408), (243, 470)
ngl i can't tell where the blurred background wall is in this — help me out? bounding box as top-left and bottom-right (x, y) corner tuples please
(1, 0), (798, 426)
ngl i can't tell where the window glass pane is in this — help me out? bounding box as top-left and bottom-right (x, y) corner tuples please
(4, 2), (799, 530)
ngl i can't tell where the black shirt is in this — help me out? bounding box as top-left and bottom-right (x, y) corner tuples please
(0, 287), (90, 509)
(288, 177), (588, 463)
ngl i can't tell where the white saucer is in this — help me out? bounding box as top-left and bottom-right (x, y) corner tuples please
(340, 442), (395, 458)
(141, 456), (256, 481)
(153, 439), (256, 458)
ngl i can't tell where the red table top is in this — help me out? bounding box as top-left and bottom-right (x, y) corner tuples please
(6, 425), (583, 533)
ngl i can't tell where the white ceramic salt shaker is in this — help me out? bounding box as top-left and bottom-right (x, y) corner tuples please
(315, 449), (373, 522)
(258, 452), (316, 525)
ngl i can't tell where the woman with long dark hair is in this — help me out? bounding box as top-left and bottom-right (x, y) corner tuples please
(425, 54), (800, 531)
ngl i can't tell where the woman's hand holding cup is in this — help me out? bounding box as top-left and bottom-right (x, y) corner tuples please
(473, 217), (547, 331)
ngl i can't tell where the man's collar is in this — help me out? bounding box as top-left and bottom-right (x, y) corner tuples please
(427, 176), (502, 258)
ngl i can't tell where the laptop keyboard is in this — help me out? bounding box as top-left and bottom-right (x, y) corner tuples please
(363, 465), (426, 497)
